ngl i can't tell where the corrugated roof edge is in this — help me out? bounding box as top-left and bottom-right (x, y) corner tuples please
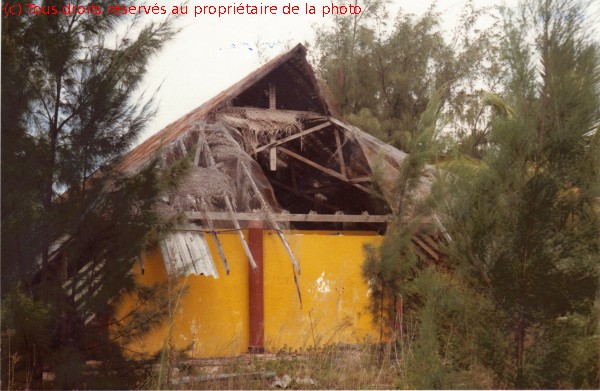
(119, 43), (335, 175)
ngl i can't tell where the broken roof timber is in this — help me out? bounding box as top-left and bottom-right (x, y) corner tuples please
(120, 44), (333, 175)
(255, 121), (332, 153)
(276, 146), (382, 198)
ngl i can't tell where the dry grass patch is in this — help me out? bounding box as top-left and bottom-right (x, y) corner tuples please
(163, 344), (402, 390)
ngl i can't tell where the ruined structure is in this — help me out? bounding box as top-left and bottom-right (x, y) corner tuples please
(116, 44), (442, 356)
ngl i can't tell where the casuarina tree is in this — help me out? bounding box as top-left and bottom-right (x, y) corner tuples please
(442, 0), (600, 386)
(1, 2), (182, 388)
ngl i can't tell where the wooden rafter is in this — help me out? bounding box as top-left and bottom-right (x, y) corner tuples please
(422, 235), (440, 252)
(277, 146), (383, 199)
(201, 126), (258, 271)
(200, 198), (230, 275)
(328, 116), (361, 133)
(269, 84), (276, 109)
(241, 162), (300, 274)
(414, 246), (438, 268)
(412, 236), (439, 261)
(268, 84), (277, 171)
(334, 128), (347, 178)
(255, 121), (331, 153)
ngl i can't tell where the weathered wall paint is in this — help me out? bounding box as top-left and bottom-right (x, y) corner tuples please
(126, 230), (382, 357)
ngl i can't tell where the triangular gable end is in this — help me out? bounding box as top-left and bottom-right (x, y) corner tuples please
(120, 44), (333, 175)
(120, 43), (439, 229)
(230, 45), (331, 114)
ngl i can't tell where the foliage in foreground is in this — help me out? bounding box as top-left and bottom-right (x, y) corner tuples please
(1, 3), (182, 389)
(357, 0), (600, 388)
(314, 0), (504, 158)
(442, 0), (600, 386)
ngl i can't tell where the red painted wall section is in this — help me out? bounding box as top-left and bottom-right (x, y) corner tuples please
(248, 220), (264, 353)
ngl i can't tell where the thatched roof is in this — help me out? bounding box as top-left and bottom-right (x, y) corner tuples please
(120, 44), (434, 222)
(42, 44), (443, 309)
(120, 44), (334, 175)
(121, 45), (442, 282)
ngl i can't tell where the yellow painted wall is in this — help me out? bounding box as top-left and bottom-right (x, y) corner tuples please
(125, 230), (382, 358)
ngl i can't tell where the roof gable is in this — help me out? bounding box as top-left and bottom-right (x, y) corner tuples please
(120, 44), (332, 174)
(118, 43), (435, 228)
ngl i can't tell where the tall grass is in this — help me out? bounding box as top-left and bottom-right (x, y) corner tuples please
(154, 273), (190, 389)
(149, 342), (402, 390)
(145, 315), (501, 390)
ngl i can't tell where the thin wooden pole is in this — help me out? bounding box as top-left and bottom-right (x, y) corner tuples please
(334, 128), (347, 178)
(201, 128), (257, 271)
(241, 162), (303, 307)
(224, 194), (258, 271)
(200, 199), (230, 275)
(194, 134), (231, 274)
(241, 162), (300, 274)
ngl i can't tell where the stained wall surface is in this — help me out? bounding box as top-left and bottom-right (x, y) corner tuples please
(126, 230), (382, 357)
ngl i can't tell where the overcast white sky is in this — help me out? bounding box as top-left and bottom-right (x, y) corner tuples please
(138, 0), (575, 143)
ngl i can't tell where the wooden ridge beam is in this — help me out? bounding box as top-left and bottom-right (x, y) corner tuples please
(225, 107), (326, 119)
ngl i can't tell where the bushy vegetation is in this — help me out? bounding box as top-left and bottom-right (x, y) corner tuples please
(2, 0), (598, 389)
(316, 0), (600, 388)
(1, 3), (183, 388)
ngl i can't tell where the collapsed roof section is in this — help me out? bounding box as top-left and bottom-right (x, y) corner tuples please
(121, 44), (434, 226)
(120, 44), (333, 175)
(118, 44), (440, 278)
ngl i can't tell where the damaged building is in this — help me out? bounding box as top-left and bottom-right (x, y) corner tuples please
(117, 44), (442, 357)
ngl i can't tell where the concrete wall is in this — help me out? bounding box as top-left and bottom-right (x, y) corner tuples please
(125, 230), (382, 357)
